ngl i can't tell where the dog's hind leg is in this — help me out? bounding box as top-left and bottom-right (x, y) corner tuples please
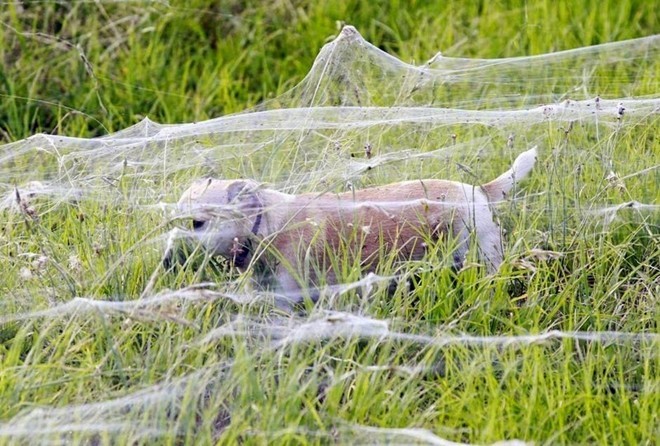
(475, 218), (504, 274)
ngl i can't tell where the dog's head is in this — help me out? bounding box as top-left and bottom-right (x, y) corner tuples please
(166, 178), (263, 268)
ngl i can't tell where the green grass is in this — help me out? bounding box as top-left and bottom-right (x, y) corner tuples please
(0, 1), (659, 445)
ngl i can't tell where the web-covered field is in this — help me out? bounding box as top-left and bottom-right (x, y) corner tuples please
(0, 2), (658, 445)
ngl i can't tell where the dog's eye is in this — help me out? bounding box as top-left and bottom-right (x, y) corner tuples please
(192, 220), (206, 230)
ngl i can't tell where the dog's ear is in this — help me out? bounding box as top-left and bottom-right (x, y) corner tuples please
(227, 180), (260, 209)
(226, 181), (250, 202)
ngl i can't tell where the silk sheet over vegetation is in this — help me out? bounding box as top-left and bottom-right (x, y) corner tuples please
(0, 17), (658, 446)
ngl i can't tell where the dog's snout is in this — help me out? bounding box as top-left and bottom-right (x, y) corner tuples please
(163, 227), (188, 270)
(163, 246), (175, 270)
(192, 219), (206, 230)
(163, 245), (190, 270)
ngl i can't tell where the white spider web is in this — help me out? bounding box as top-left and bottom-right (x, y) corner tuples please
(0, 26), (658, 445)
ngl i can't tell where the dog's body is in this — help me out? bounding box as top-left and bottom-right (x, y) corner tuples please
(167, 148), (536, 297)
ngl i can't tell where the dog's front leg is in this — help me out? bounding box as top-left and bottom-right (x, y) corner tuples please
(273, 266), (323, 305)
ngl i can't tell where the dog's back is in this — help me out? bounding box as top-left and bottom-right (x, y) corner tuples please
(266, 148), (537, 286)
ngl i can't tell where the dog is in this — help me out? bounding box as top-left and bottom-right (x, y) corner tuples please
(165, 148), (536, 300)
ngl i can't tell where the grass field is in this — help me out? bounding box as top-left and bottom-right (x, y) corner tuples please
(0, 1), (658, 444)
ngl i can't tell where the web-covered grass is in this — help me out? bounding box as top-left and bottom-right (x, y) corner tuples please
(0, 2), (658, 445)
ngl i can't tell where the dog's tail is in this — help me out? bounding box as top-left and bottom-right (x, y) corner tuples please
(481, 147), (537, 202)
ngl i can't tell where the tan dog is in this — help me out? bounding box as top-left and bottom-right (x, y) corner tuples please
(166, 148), (536, 299)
